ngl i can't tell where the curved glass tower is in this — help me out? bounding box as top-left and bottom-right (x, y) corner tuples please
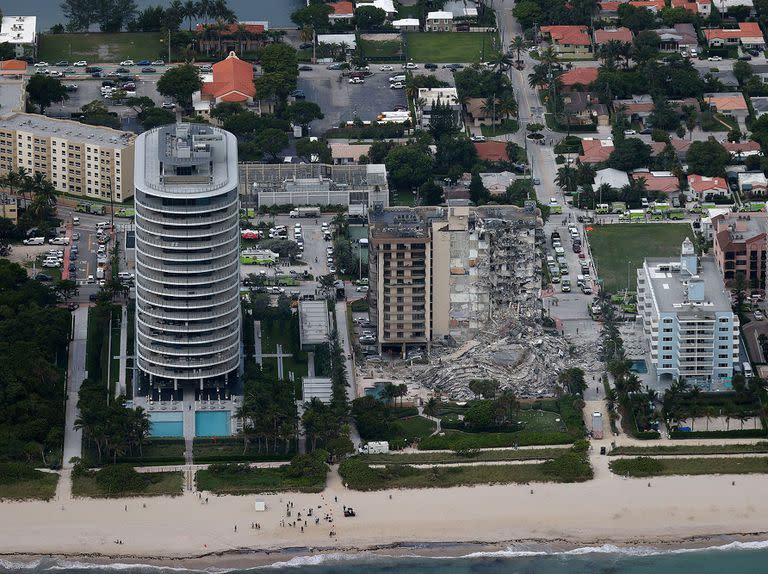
(134, 123), (240, 393)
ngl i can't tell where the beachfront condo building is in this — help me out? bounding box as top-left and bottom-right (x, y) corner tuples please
(637, 238), (740, 389)
(0, 112), (135, 202)
(368, 203), (541, 356)
(133, 123), (241, 402)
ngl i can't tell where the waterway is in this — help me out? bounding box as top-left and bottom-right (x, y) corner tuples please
(4, 0), (304, 33)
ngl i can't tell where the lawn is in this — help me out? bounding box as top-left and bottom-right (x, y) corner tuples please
(392, 189), (416, 206)
(193, 438), (295, 463)
(359, 38), (403, 60)
(480, 119), (520, 137)
(610, 443), (768, 456)
(340, 452), (592, 490)
(587, 223), (693, 294)
(195, 456), (328, 494)
(405, 32), (500, 63)
(72, 471), (183, 498)
(38, 32), (163, 64)
(610, 456), (768, 477)
(260, 315), (308, 390)
(103, 439), (186, 465)
(0, 472), (58, 501)
(362, 446), (570, 464)
(420, 428), (574, 450)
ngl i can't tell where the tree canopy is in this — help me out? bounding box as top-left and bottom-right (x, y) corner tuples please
(686, 138), (731, 177)
(384, 144), (434, 191)
(157, 64), (202, 109)
(26, 75), (68, 114)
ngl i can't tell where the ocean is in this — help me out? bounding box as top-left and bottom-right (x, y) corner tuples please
(2, 0), (305, 32)
(4, 543), (768, 574)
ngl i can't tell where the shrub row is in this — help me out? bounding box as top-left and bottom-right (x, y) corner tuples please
(670, 429), (767, 439)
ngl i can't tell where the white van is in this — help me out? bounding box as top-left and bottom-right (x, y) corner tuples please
(23, 236), (45, 245)
(743, 361), (753, 378)
(389, 74), (406, 83)
(117, 271), (134, 280)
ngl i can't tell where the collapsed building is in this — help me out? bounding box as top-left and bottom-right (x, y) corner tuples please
(366, 201), (598, 399)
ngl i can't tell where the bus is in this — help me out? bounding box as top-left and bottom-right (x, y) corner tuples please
(240, 249), (279, 265)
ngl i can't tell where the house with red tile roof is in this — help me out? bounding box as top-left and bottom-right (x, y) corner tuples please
(579, 138), (615, 164)
(329, 1), (354, 20)
(540, 25), (591, 56)
(704, 92), (749, 123)
(195, 21), (268, 53)
(632, 170), (680, 193)
(594, 27), (633, 45)
(559, 66), (599, 90)
(0, 59), (26, 73)
(688, 175), (728, 197)
(194, 52), (260, 117)
(704, 23), (765, 49)
(723, 140), (762, 158)
(649, 138), (692, 160)
(474, 141), (510, 162)
(671, 0), (712, 15)
(629, 0), (665, 12)
(598, 1), (621, 18)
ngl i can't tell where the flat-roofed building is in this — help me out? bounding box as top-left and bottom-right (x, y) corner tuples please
(298, 300), (331, 350)
(0, 112), (135, 202)
(240, 162), (389, 208)
(637, 238), (739, 388)
(302, 377), (333, 403)
(712, 212), (768, 289)
(0, 16), (36, 58)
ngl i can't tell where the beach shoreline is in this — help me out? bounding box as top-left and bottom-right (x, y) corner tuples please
(2, 472), (768, 568)
(3, 533), (768, 570)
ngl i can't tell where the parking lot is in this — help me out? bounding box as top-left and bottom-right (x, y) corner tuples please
(296, 64), (458, 133)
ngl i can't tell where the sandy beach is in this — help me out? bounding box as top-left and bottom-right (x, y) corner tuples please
(1, 462), (768, 567)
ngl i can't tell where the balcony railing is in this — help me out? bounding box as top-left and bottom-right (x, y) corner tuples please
(136, 252), (238, 275)
(136, 205), (237, 227)
(137, 335), (240, 358)
(136, 239), (239, 263)
(136, 286), (239, 310)
(136, 217), (238, 240)
(138, 310), (239, 333)
(137, 355), (239, 381)
(136, 263), (240, 287)
(137, 228), (239, 251)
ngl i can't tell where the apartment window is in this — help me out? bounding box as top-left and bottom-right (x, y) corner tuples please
(662, 328), (672, 333)
(662, 346), (671, 350)
(662, 337), (672, 341)
(718, 363), (728, 368)
(661, 363), (672, 369)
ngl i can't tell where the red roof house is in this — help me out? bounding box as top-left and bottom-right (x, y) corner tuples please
(629, 0), (665, 11)
(688, 175), (728, 196)
(594, 27), (633, 44)
(559, 67), (599, 89)
(329, 1), (355, 20)
(0, 59), (27, 72)
(723, 140), (761, 157)
(579, 138), (615, 164)
(633, 171), (680, 193)
(200, 51), (256, 104)
(540, 25), (591, 54)
(474, 141), (510, 162)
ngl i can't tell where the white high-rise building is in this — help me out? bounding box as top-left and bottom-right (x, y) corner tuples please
(637, 238), (740, 389)
(134, 123), (241, 394)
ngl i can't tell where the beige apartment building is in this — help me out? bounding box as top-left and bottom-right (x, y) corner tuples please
(0, 193), (18, 224)
(0, 113), (136, 202)
(368, 203), (541, 355)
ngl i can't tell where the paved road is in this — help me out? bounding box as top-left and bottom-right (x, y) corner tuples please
(62, 305), (88, 468)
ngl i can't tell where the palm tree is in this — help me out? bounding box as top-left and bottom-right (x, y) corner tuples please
(182, 0), (198, 31)
(234, 23), (251, 53)
(704, 405), (717, 431)
(480, 96), (497, 125)
(497, 94), (518, 120)
(510, 35), (526, 65)
(198, 0), (213, 23)
(555, 165), (578, 192)
(0, 167), (27, 204)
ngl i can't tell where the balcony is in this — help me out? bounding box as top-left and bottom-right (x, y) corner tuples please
(137, 263), (240, 287)
(138, 322), (239, 346)
(137, 217), (238, 241)
(138, 195), (236, 215)
(138, 310), (239, 334)
(139, 278), (237, 299)
(137, 334), (239, 358)
(137, 354), (239, 381)
(136, 240), (239, 263)
(136, 205), (238, 227)
(136, 252), (238, 275)
(137, 227), (239, 251)
(136, 285), (239, 310)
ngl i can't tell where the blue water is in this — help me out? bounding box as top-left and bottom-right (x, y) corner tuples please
(4, 0), (304, 32)
(4, 543), (768, 573)
(195, 410), (231, 437)
(148, 411), (183, 437)
(630, 359), (648, 374)
(364, 382), (386, 400)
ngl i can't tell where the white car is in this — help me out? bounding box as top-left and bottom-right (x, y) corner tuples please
(470, 135), (486, 142)
(87, 275), (95, 283)
(623, 129), (637, 135)
(73, 60), (87, 67)
(49, 70), (64, 77)
(349, 77), (365, 84)
(380, 65), (394, 71)
(119, 60), (135, 66)
(755, 310), (765, 321)
(34, 61), (50, 67)
(403, 62), (418, 69)
(356, 285), (369, 293)
(707, 56), (722, 61)
(390, 82), (405, 89)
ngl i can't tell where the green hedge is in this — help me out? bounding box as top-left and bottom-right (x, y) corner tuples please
(419, 430), (574, 450)
(609, 456), (664, 477)
(635, 431), (661, 440)
(670, 429), (767, 439)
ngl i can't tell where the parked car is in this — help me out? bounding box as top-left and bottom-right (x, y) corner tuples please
(470, 135), (487, 142)
(290, 89), (305, 98)
(707, 56), (722, 61)
(424, 63), (438, 69)
(349, 77), (364, 84)
(442, 63), (464, 70)
(54, 60), (69, 67)
(73, 60), (87, 67)
(403, 62), (418, 69)
(298, 65), (313, 71)
(151, 60), (165, 66)
(141, 67), (157, 73)
(137, 59), (152, 66)
(755, 310), (764, 321)
(299, 42), (313, 49)
(34, 61), (50, 67)
(390, 82), (405, 89)
(161, 101), (176, 109)
(380, 65), (394, 71)
(34, 273), (52, 281)
(115, 67), (130, 74)
(119, 59), (135, 66)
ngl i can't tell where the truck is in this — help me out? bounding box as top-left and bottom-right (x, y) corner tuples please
(289, 207), (320, 218)
(96, 267), (105, 280)
(592, 411), (604, 439)
(359, 441), (389, 455)
(240, 248), (279, 265)
(76, 202), (106, 215)
(376, 111), (410, 124)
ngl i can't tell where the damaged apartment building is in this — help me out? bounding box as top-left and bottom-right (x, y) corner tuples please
(367, 202), (543, 356)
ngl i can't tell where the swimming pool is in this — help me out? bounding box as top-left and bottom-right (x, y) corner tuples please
(630, 360), (648, 374)
(149, 412), (184, 437)
(364, 382), (387, 401)
(195, 411), (231, 437)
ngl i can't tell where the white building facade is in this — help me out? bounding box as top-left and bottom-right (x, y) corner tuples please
(134, 123), (241, 393)
(637, 238), (740, 389)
